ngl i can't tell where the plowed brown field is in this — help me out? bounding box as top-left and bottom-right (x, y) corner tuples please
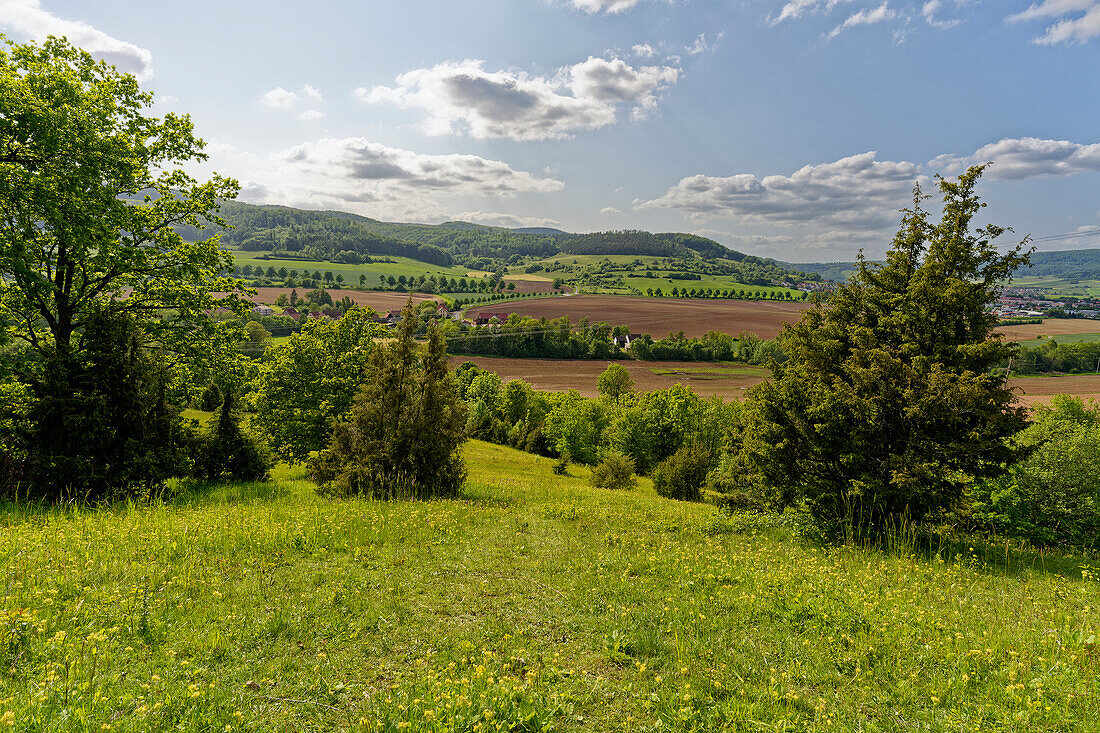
(449, 357), (1100, 405)
(447, 357), (768, 399)
(464, 295), (808, 339)
(995, 320), (1100, 341)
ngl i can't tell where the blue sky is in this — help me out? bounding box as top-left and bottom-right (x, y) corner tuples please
(2, 0), (1099, 261)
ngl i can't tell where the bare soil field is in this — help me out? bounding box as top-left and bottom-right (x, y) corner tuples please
(450, 356), (1100, 406)
(1009, 375), (1100, 406)
(447, 357), (769, 399)
(995, 319), (1100, 341)
(464, 295), (809, 339)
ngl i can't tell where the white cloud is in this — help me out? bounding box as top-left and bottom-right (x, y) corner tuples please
(0, 0), (153, 79)
(601, 206), (623, 214)
(828, 2), (898, 38)
(930, 137), (1100, 179)
(631, 43), (657, 57)
(686, 32), (725, 55)
(564, 0), (663, 13)
(259, 84), (328, 118)
(200, 138), (563, 222)
(259, 86), (299, 110)
(771, 0), (854, 25)
(637, 151), (921, 231)
(1007, 1), (1100, 45)
(921, 0), (967, 28)
(452, 211), (564, 229)
(359, 57), (678, 141)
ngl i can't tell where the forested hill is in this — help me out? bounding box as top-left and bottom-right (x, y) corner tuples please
(1015, 248), (1100, 280)
(177, 199), (814, 281)
(789, 248), (1100, 283)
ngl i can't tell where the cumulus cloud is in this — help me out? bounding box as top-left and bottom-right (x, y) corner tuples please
(930, 137), (1100, 179)
(1008, 1), (1100, 45)
(452, 211), (564, 229)
(637, 151), (920, 231)
(631, 43), (657, 57)
(198, 138), (561, 223)
(259, 84), (326, 117)
(828, 2), (898, 38)
(358, 57), (678, 140)
(0, 0), (153, 79)
(601, 206), (623, 215)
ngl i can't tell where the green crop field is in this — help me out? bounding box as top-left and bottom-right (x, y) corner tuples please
(1, 440), (1097, 732)
(1018, 333), (1100, 347)
(229, 251), (477, 285)
(1009, 277), (1100, 298)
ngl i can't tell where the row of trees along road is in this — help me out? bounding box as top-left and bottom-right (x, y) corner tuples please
(5, 33), (1074, 545)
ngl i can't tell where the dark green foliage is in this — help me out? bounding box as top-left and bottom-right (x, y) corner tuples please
(191, 391), (271, 483)
(966, 396), (1100, 550)
(198, 382), (223, 411)
(589, 452), (637, 490)
(741, 167), (1030, 531)
(5, 310), (191, 501)
(447, 315), (623, 359)
(312, 305), (467, 499)
(652, 443), (714, 501)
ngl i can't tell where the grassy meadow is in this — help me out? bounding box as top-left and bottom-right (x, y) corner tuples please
(2, 440), (1098, 732)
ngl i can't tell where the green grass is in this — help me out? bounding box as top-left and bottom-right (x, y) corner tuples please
(230, 252), (476, 285)
(648, 365), (770, 378)
(1018, 333), (1100, 347)
(1, 441), (1098, 731)
(1009, 276), (1100, 298)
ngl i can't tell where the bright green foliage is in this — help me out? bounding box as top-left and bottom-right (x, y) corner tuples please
(968, 395), (1100, 549)
(191, 390), (271, 484)
(596, 362), (634, 402)
(312, 305), (467, 499)
(742, 167), (1030, 530)
(589, 451), (637, 490)
(653, 442), (714, 501)
(0, 36), (244, 363)
(542, 390), (607, 465)
(253, 310), (383, 463)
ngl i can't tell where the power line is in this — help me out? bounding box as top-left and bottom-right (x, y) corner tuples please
(1030, 228), (1100, 243)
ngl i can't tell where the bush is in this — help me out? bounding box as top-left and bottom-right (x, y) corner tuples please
(965, 395), (1100, 550)
(589, 452), (636, 490)
(8, 309), (192, 502)
(312, 306), (467, 499)
(191, 391), (271, 483)
(653, 443), (714, 502)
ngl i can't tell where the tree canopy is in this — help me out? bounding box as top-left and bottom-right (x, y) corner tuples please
(0, 35), (244, 367)
(740, 166), (1031, 530)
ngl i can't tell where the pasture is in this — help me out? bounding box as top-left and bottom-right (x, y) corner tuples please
(1, 441), (1097, 732)
(995, 319), (1100, 342)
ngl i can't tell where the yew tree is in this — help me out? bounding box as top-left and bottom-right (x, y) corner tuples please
(741, 166), (1031, 531)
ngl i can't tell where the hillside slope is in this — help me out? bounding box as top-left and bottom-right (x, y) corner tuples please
(2, 439), (1096, 731)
